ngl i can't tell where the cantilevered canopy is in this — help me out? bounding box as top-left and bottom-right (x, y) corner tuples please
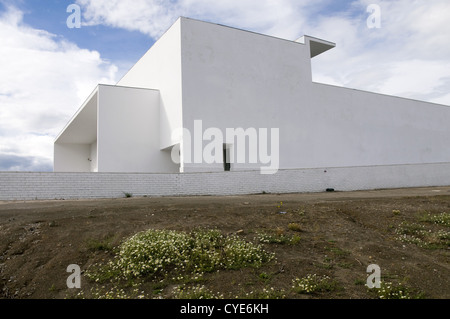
(54, 87), (98, 144)
(296, 35), (336, 58)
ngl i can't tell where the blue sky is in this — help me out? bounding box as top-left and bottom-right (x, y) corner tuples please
(0, 0), (449, 172)
(2, 0), (153, 68)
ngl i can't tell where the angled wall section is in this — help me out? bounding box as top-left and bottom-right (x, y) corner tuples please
(54, 89), (98, 172)
(96, 85), (178, 173)
(117, 18), (183, 151)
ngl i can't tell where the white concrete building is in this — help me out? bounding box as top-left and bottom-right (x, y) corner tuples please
(54, 17), (450, 179)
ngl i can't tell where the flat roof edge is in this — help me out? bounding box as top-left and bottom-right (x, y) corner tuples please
(312, 81), (450, 108)
(98, 83), (160, 92)
(304, 35), (336, 47)
(296, 35), (336, 58)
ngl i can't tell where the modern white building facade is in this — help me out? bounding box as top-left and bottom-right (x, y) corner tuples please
(54, 17), (450, 179)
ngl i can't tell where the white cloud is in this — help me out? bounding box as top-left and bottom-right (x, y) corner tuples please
(309, 0), (450, 105)
(77, 0), (181, 38)
(76, 0), (324, 39)
(0, 5), (118, 171)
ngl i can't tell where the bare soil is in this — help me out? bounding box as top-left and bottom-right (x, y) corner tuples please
(0, 187), (449, 299)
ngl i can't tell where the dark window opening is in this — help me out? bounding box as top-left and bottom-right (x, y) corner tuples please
(223, 146), (231, 171)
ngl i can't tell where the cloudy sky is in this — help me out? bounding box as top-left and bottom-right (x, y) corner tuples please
(0, 0), (449, 172)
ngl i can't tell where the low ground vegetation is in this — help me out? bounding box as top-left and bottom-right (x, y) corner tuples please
(0, 190), (448, 299)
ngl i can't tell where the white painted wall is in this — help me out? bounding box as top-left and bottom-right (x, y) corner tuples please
(3, 163), (450, 201)
(54, 143), (91, 172)
(97, 85), (179, 173)
(180, 18), (313, 172)
(305, 83), (450, 168)
(117, 18), (183, 151)
(179, 18), (450, 172)
(90, 141), (98, 172)
(54, 89), (98, 172)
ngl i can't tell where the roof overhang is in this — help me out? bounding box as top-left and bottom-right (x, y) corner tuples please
(296, 35), (336, 58)
(55, 86), (98, 144)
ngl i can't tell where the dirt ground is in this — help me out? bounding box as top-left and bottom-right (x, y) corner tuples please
(0, 186), (449, 299)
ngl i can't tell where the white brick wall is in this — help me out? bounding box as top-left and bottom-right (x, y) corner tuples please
(1, 163), (450, 201)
